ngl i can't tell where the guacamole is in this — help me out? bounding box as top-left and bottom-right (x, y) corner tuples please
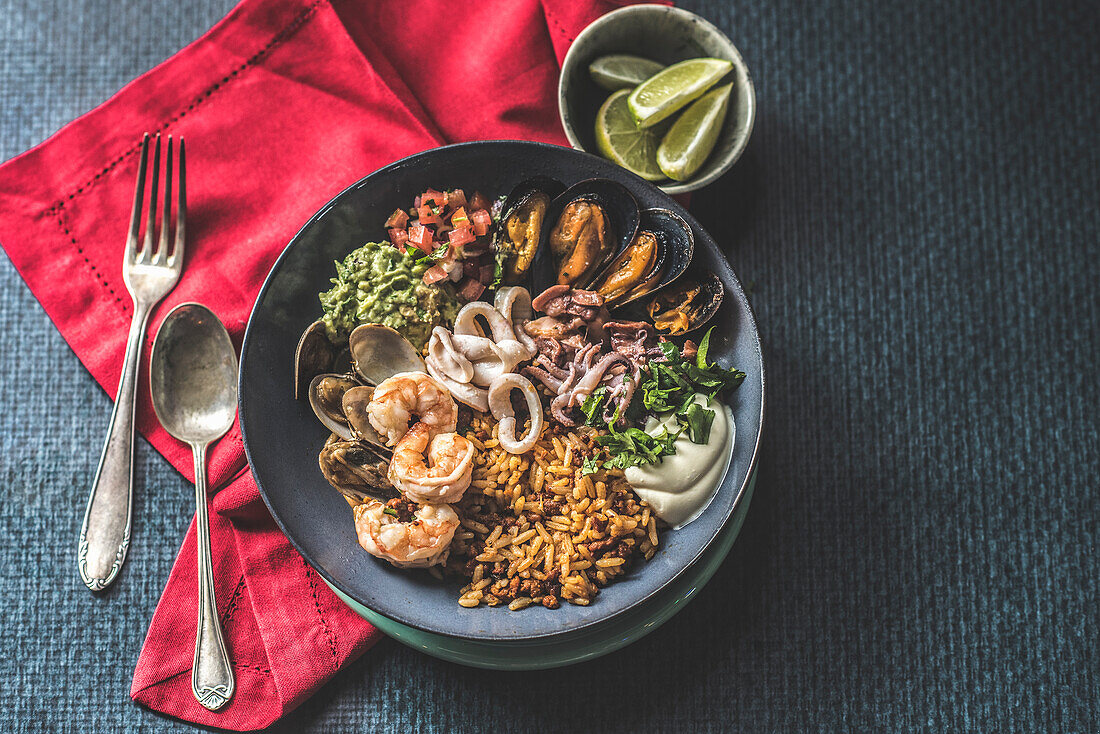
(319, 242), (459, 349)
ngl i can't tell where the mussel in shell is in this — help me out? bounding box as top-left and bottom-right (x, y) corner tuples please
(592, 229), (660, 302)
(589, 208), (694, 307)
(549, 199), (614, 286)
(538, 179), (640, 290)
(644, 272), (723, 335)
(493, 178), (563, 284)
(319, 435), (393, 504)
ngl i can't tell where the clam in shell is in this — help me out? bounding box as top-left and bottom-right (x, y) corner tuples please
(307, 374), (359, 441)
(318, 435), (393, 504)
(348, 323), (425, 385)
(294, 319), (336, 400)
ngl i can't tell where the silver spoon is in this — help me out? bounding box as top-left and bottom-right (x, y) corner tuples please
(150, 302), (237, 711)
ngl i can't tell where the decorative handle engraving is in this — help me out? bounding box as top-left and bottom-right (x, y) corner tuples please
(195, 684), (232, 711)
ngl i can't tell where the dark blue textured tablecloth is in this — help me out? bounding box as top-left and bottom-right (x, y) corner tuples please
(2, 0), (1097, 731)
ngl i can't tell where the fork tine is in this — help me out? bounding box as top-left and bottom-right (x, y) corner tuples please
(140, 134), (161, 263)
(153, 136), (173, 266)
(125, 134), (150, 263)
(169, 137), (186, 270)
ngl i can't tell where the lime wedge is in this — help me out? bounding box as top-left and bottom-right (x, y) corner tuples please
(595, 89), (668, 181)
(589, 54), (665, 91)
(657, 83), (733, 181)
(627, 57), (732, 129)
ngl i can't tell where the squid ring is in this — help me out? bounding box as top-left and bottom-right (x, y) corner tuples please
(487, 373), (544, 454)
(454, 301), (517, 342)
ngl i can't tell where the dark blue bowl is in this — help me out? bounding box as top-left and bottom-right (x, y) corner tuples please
(239, 141), (764, 642)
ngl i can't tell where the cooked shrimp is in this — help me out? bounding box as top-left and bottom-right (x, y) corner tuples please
(353, 499), (459, 568)
(388, 422), (475, 504)
(366, 371), (457, 446)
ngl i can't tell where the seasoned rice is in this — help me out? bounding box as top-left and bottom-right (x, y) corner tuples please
(447, 413), (660, 610)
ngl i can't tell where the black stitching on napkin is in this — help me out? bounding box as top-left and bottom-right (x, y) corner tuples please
(45, 0), (328, 213)
(56, 209), (127, 313)
(42, 0), (329, 310)
(544, 11), (575, 44)
(220, 574), (247, 626)
(303, 560), (339, 662)
(233, 663), (272, 676)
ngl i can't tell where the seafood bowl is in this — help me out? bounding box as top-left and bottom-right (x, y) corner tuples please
(239, 141), (764, 648)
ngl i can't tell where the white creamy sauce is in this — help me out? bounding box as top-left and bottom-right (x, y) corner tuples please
(624, 394), (735, 529)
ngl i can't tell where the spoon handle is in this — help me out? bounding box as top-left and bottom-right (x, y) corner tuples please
(190, 441), (235, 711)
(78, 301), (151, 591)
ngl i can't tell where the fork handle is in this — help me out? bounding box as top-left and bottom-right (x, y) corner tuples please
(78, 301), (152, 591)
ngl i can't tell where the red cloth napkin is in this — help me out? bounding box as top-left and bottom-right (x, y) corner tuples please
(0, 0), (652, 728)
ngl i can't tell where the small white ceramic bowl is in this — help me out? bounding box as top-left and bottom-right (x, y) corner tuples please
(558, 4), (756, 195)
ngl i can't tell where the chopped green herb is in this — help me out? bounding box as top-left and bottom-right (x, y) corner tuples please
(681, 401), (716, 444)
(382, 507), (398, 517)
(577, 326), (744, 472)
(596, 422), (680, 470)
(658, 339), (679, 361)
(489, 249), (506, 290)
(581, 387), (610, 426)
(635, 326), (744, 444)
(409, 243), (450, 264)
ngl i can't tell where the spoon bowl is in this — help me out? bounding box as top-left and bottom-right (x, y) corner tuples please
(150, 303), (238, 444)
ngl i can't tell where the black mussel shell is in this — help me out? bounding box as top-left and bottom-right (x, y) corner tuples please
(531, 178), (640, 293)
(593, 207), (694, 307)
(503, 176), (565, 208)
(492, 176), (563, 284)
(644, 271), (724, 336)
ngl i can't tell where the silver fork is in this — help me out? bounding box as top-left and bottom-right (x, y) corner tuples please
(79, 132), (185, 591)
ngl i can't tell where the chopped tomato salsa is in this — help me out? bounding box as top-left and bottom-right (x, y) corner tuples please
(382, 187), (496, 294)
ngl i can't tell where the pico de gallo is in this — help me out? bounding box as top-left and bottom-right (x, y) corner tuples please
(384, 187), (496, 302)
